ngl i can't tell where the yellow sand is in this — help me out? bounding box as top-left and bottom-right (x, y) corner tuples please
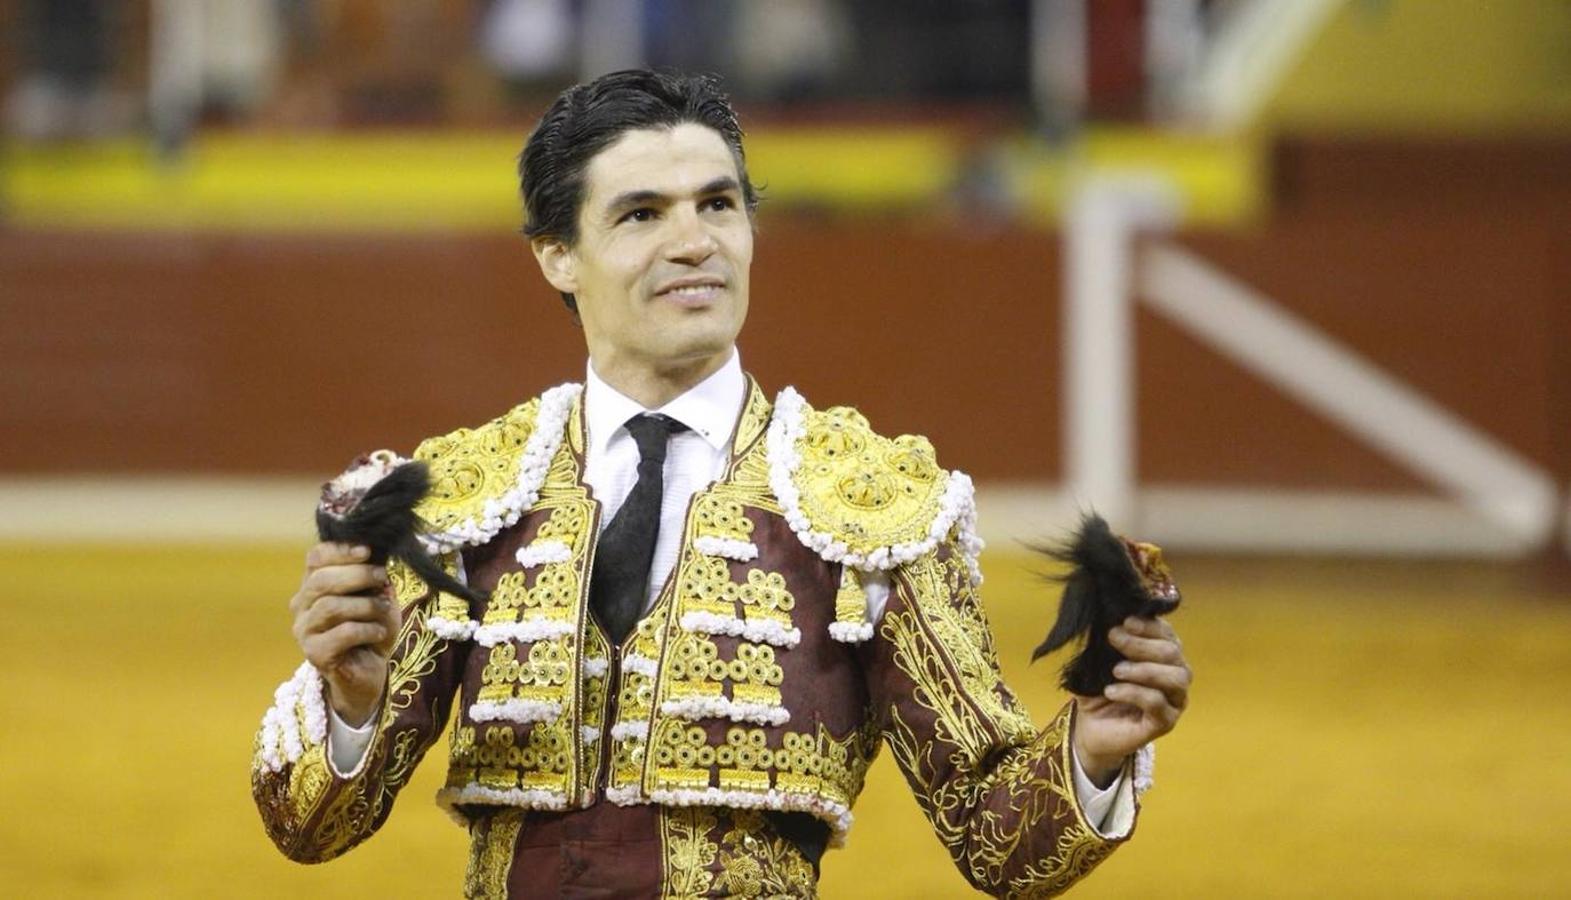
(1, 546), (1566, 897)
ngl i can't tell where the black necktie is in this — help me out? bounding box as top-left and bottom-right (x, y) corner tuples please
(590, 413), (687, 645)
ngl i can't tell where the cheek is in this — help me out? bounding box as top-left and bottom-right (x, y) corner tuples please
(601, 238), (657, 285)
(724, 231), (754, 276)
(580, 236), (647, 288)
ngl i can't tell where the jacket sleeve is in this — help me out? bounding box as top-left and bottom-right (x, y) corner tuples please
(862, 537), (1134, 897)
(250, 555), (472, 863)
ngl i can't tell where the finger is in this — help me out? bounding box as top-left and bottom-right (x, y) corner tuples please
(302, 594), (392, 636)
(293, 568), (379, 620)
(372, 599), (402, 654)
(302, 563), (388, 605)
(1124, 616), (1178, 643)
(1111, 660), (1191, 709)
(304, 620), (389, 667)
(293, 573), (394, 620)
(1108, 626), (1183, 665)
(305, 541), (371, 571)
(1103, 682), (1179, 730)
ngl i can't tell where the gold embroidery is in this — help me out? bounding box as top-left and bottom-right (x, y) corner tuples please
(483, 565), (578, 624)
(611, 614), (669, 786)
(630, 392), (884, 827)
(478, 640), (572, 704)
(737, 569), (794, 629)
(791, 404), (947, 556)
(678, 556), (741, 619)
(628, 607), (666, 661)
(612, 734), (648, 785)
(303, 569), (451, 858)
(731, 378), (774, 464)
(476, 726), (519, 789)
(998, 711), (1118, 897)
(717, 809), (818, 898)
(647, 722), (870, 808)
(534, 499), (587, 546)
(287, 745), (330, 817)
(665, 633), (785, 705)
(470, 720), (572, 790)
(899, 547), (1033, 740)
(881, 541), (1114, 893)
(389, 548), (472, 627)
(579, 626), (612, 795)
(833, 567), (869, 633)
(694, 494), (756, 541)
(449, 725), (478, 786)
(413, 399), (540, 536)
(660, 806), (719, 898)
(714, 379), (781, 510)
(464, 809), (523, 899)
(671, 550), (797, 632)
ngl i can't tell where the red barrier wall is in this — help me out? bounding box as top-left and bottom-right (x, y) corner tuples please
(3, 137), (1568, 493)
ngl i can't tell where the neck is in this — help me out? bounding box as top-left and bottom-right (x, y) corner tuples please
(590, 347), (733, 409)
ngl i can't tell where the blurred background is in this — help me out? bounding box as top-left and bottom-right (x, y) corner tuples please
(3, 0), (1570, 896)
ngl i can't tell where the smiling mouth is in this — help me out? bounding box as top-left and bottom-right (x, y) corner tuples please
(662, 284), (722, 297)
(654, 280), (726, 305)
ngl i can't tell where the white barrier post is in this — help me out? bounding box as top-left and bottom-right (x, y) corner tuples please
(1063, 176), (1179, 528)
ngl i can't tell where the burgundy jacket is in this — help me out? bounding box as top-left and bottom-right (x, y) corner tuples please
(252, 378), (1135, 897)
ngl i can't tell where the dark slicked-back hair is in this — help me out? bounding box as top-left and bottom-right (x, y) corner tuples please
(519, 69), (760, 313)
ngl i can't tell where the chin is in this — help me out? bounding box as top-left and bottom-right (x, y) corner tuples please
(649, 332), (735, 368)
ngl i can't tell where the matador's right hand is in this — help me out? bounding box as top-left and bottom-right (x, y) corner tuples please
(290, 541), (400, 727)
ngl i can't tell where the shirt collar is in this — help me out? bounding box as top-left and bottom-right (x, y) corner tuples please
(583, 350), (745, 455)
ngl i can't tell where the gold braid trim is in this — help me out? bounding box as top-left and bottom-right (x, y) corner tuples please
(660, 807), (720, 898)
(882, 543), (1121, 897)
(464, 809), (524, 899)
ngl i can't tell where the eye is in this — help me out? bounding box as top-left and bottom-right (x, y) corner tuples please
(702, 196), (736, 212)
(618, 207), (656, 224)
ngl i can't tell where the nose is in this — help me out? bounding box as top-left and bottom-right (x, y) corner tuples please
(665, 207), (717, 264)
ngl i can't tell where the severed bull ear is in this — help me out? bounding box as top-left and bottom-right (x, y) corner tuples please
(315, 457), (487, 605)
(1030, 513), (1180, 696)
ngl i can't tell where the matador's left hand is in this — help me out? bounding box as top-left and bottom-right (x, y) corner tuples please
(1072, 616), (1191, 787)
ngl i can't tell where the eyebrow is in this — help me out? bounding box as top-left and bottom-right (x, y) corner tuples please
(603, 177), (743, 215)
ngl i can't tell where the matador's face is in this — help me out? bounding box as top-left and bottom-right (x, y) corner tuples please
(534, 123), (753, 381)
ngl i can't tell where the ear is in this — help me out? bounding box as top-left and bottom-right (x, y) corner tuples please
(531, 237), (578, 295)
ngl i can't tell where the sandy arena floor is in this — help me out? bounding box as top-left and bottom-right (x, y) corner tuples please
(2, 546), (1567, 897)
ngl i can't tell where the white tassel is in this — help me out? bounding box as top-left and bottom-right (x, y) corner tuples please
(474, 618), (574, 647)
(659, 696), (790, 726)
(468, 698), (562, 724)
(647, 787), (854, 845)
(622, 654), (659, 677)
(1134, 743), (1156, 795)
(425, 613), (479, 641)
(255, 662), (327, 773)
(693, 536), (760, 561)
(828, 621), (875, 643)
(609, 720), (650, 742)
(435, 784), (570, 812)
(515, 539), (573, 568)
(677, 611), (802, 648)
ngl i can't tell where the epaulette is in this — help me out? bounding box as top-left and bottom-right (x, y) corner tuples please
(766, 387), (983, 640)
(412, 383), (583, 554)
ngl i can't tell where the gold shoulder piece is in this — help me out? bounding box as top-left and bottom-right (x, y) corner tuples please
(412, 397), (541, 540)
(410, 382), (582, 553)
(770, 387), (971, 571)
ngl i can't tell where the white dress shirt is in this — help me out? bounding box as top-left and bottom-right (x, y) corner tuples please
(582, 351), (745, 610)
(328, 347), (1131, 836)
